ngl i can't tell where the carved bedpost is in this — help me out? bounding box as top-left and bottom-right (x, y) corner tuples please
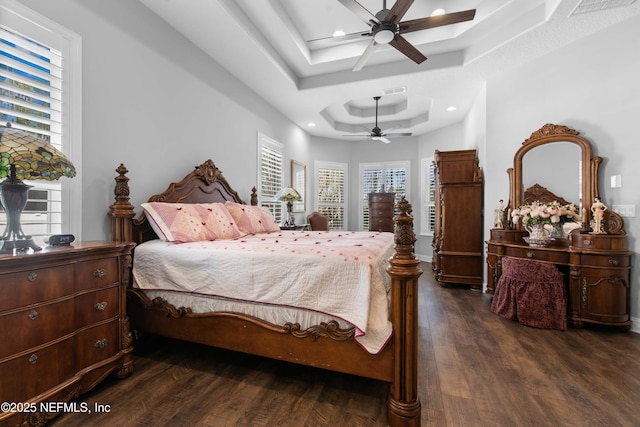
(386, 197), (423, 427)
(109, 164), (136, 242)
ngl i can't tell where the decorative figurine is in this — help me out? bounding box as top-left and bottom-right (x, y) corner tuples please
(494, 199), (505, 229)
(590, 197), (607, 234)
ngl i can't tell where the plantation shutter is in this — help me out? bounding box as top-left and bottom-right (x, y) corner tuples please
(258, 133), (283, 223)
(0, 25), (64, 242)
(316, 162), (347, 230)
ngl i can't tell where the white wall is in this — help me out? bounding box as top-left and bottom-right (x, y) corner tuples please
(484, 14), (640, 329)
(16, 0), (310, 240)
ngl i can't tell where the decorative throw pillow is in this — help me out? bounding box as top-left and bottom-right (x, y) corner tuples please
(224, 201), (280, 235)
(141, 202), (242, 242)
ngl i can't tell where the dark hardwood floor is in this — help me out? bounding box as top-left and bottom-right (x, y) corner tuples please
(51, 262), (640, 427)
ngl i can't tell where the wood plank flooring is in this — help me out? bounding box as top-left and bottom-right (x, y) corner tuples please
(51, 263), (640, 426)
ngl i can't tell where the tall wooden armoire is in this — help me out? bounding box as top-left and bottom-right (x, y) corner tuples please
(432, 149), (483, 289)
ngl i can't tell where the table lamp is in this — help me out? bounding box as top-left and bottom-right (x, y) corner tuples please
(0, 123), (76, 253)
(275, 187), (301, 227)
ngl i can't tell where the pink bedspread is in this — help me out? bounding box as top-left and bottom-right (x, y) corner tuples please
(132, 230), (395, 353)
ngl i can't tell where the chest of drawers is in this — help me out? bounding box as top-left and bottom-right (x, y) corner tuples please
(368, 192), (395, 232)
(0, 241), (135, 426)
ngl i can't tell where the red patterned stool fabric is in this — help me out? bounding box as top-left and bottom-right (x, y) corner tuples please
(491, 257), (567, 330)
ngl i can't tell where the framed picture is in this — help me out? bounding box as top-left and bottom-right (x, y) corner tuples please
(291, 160), (306, 213)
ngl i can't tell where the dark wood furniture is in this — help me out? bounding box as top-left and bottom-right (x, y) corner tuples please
(487, 124), (632, 330)
(306, 211), (329, 231)
(432, 149), (484, 289)
(0, 242), (135, 426)
(108, 160), (423, 427)
(368, 192), (395, 232)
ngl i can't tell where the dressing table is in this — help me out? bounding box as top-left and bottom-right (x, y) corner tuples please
(486, 124), (631, 330)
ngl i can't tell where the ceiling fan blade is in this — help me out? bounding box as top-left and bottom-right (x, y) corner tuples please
(384, 0), (414, 24)
(383, 132), (412, 137)
(399, 9), (476, 34)
(353, 40), (379, 71)
(379, 136), (392, 144)
(307, 31), (370, 48)
(338, 0), (379, 26)
(389, 34), (427, 64)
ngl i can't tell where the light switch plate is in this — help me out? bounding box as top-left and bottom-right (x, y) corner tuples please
(610, 175), (622, 188)
(612, 204), (636, 217)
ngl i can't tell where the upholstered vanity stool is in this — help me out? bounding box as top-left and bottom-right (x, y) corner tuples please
(491, 257), (567, 330)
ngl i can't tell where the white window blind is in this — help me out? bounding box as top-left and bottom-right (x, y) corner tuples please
(316, 161), (347, 230)
(420, 157), (436, 235)
(0, 17), (70, 244)
(257, 133), (283, 223)
(359, 161), (409, 231)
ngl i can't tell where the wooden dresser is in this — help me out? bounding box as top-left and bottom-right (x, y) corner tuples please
(0, 241), (135, 426)
(487, 229), (632, 329)
(432, 149), (483, 289)
(368, 192), (395, 232)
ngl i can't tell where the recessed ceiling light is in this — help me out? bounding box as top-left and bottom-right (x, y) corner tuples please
(431, 8), (446, 16)
(307, 122), (316, 127)
(446, 106), (457, 112)
(332, 30), (345, 37)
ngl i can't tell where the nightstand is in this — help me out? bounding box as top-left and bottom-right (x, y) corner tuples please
(0, 241), (135, 426)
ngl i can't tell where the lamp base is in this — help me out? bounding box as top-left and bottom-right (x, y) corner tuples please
(0, 237), (42, 254)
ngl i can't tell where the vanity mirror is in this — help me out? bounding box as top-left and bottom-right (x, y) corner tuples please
(507, 123), (601, 219)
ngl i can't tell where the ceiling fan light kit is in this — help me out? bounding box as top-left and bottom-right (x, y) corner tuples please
(309, 0), (476, 71)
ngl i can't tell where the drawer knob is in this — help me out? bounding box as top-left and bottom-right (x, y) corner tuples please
(94, 301), (108, 311)
(95, 339), (109, 349)
(27, 271), (37, 282)
(28, 310), (38, 320)
(526, 251), (535, 258)
(609, 258), (619, 266)
(28, 354), (38, 364)
(584, 239), (592, 246)
(93, 268), (107, 278)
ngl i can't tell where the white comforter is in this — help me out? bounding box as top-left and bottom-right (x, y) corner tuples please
(132, 230), (395, 354)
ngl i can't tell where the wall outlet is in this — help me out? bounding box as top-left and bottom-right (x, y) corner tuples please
(612, 204), (636, 217)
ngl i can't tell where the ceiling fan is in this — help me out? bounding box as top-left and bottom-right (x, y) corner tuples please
(308, 0), (476, 71)
(343, 96), (412, 143)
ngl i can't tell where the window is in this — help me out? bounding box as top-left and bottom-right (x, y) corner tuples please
(257, 133), (283, 223)
(315, 161), (347, 230)
(0, 1), (81, 244)
(359, 161), (409, 231)
(420, 157), (436, 235)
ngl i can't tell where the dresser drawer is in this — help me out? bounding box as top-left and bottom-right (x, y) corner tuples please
(75, 287), (120, 325)
(0, 265), (74, 312)
(572, 233), (628, 250)
(581, 254), (631, 268)
(76, 320), (119, 370)
(0, 298), (75, 359)
(0, 337), (76, 403)
(75, 257), (119, 291)
(504, 246), (570, 264)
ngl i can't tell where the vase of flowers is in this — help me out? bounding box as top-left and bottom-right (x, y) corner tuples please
(511, 200), (579, 246)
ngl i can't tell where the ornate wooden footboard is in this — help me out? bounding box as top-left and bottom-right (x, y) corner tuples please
(109, 159), (422, 427)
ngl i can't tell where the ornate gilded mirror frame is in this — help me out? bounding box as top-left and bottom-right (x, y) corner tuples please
(507, 123), (602, 226)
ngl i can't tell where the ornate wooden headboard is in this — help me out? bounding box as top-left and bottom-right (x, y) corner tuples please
(523, 183), (573, 205)
(109, 159), (257, 244)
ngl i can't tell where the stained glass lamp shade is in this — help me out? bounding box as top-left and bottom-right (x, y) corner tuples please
(0, 124), (76, 253)
(275, 187), (301, 227)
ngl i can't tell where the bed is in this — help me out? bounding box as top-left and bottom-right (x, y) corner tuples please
(108, 159), (422, 426)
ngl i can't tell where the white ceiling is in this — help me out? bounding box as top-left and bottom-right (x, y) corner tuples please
(139, 0), (640, 140)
